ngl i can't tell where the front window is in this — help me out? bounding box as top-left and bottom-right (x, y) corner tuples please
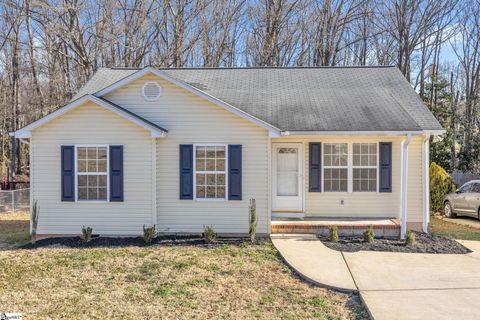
(195, 145), (226, 199)
(76, 146), (108, 201)
(353, 143), (377, 192)
(323, 143), (348, 192)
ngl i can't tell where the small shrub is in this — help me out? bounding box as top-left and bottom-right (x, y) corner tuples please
(430, 162), (456, 212)
(363, 225), (375, 243)
(249, 198), (257, 243)
(143, 224), (156, 244)
(329, 226), (339, 242)
(82, 226), (93, 242)
(203, 225), (217, 243)
(405, 230), (416, 246)
(31, 200), (40, 244)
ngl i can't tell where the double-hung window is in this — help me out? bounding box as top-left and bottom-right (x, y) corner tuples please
(76, 146), (108, 201)
(194, 145), (227, 199)
(323, 143), (348, 192)
(353, 143), (377, 192)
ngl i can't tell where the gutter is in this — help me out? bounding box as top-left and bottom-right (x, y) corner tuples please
(281, 130), (444, 136)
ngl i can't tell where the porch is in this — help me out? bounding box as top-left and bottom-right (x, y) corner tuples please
(271, 217), (401, 238)
(270, 134), (431, 237)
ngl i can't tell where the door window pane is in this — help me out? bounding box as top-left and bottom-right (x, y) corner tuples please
(277, 147), (298, 196)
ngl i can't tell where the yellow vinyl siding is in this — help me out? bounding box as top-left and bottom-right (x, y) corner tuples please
(272, 135), (423, 221)
(31, 102), (154, 235)
(105, 74), (270, 234)
(406, 137), (423, 222)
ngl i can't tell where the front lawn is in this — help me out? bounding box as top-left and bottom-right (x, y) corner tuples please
(0, 212), (30, 248)
(429, 215), (480, 241)
(0, 213), (366, 319)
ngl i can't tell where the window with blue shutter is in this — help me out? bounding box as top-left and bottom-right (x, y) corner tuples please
(109, 145), (124, 201)
(228, 145), (242, 200)
(379, 142), (392, 192)
(309, 142), (321, 192)
(179, 144), (194, 199)
(61, 145), (75, 201)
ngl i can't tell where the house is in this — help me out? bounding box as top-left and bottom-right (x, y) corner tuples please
(12, 66), (444, 239)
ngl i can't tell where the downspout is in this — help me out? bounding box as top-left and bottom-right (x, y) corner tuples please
(422, 134), (431, 233)
(400, 134), (412, 239)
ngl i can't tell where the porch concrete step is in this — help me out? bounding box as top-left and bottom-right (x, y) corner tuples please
(271, 218), (400, 238)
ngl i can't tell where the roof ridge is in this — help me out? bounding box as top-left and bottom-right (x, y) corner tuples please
(106, 65), (396, 71)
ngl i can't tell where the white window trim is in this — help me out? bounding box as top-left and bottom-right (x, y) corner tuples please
(352, 143), (379, 193)
(193, 144), (229, 201)
(74, 144), (110, 203)
(321, 141), (381, 193)
(323, 143), (349, 192)
(142, 81), (162, 101)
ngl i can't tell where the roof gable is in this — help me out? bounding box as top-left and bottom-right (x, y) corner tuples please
(13, 95), (167, 138)
(91, 67), (281, 136)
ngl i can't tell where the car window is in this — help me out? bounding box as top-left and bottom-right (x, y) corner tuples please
(457, 183), (471, 193)
(471, 183), (480, 193)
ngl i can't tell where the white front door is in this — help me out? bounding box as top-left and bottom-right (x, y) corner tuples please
(272, 143), (303, 211)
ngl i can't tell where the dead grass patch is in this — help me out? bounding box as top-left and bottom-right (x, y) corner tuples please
(0, 212), (30, 248)
(429, 215), (480, 241)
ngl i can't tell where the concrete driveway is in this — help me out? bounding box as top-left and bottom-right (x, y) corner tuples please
(271, 235), (480, 320)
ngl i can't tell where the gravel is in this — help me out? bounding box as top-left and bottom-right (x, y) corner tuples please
(321, 232), (471, 254)
(20, 235), (249, 249)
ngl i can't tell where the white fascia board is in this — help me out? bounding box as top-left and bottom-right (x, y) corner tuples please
(94, 67), (281, 136)
(423, 129), (446, 135)
(11, 94), (167, 139)
(281, 130), (426, 136)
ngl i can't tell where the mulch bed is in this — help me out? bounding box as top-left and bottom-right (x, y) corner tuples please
(321, 232), (471, 254)
(20, 235), (250, 249)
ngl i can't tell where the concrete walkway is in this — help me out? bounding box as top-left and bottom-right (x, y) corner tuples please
(271, 234), (356, 291)
(271, 235), (480, 320)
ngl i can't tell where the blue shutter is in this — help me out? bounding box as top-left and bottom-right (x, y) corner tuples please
(309, 142), (322, 192)
(228, 145), (242, 200)
(61, 145), (75, 201)
(109, 145), (124, 201)
(179, 144), (194, 199)
(379, 142), (392, 192)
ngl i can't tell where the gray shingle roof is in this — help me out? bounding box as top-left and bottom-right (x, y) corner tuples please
(74, 66), (443, 132)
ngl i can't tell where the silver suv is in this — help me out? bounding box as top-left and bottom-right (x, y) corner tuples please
(443, 180), (480, 219)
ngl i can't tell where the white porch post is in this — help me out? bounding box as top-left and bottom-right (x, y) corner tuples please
(400, 134), (412, 239)
(422, 134), (431, 233)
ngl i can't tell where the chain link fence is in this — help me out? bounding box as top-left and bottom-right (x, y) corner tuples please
(0, 188), (30, 213)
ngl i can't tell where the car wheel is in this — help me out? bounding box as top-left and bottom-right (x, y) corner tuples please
(444, 201), (456, 218)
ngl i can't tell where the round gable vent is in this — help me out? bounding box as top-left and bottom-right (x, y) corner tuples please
(142, 81), (162, 101)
